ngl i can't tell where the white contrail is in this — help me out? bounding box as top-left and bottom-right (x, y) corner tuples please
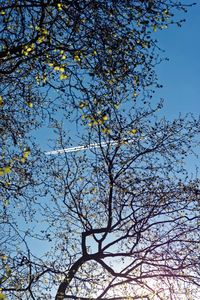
(45, 139), (135, 155)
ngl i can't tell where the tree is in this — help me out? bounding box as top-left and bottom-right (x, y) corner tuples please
(0, 0), (193, 165)
(0, 0), (194, 212)
(1, 100), (200, 299)
(0, 1), (199, 300)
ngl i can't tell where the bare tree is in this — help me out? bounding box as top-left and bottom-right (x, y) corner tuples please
(1, 100), (199, 299)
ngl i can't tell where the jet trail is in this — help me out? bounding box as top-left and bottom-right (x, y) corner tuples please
(45, 139), (135, 155)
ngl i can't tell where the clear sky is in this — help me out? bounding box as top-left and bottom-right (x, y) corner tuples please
(152, 3), (200, 175)
(154, 2), (200, 118)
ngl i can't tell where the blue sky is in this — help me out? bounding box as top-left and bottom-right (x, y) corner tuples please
(152, 2), (200, 175)
(155, 3), (200, 118)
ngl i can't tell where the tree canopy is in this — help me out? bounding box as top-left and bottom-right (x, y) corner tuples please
(0, 1), (199, 300)
(0, 0), (191, 162)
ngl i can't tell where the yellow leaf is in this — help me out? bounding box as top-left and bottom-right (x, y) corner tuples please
(5, 266), (11, 276)
(0, 96), (3, 106)
(102, 115), (108, 121)
(36, 75), (40, 85)
(109, 79), (115, 85)
(74, 55), (81, 62)
(4, 166), (11, 174)
(57, 3), (62, 10)
(3, 200), (9, 207)
(26, 46), (34, 52)
(27, 102), (33, 108)
(1, 255), (7, 260)
(60, 73), (68, 80)
(53, 65), (66, 73)
(79, 102), (87, 109)
(114, 104), (119, 109)
(130, 129), (137, 134)
(43, 75), (47, 84)
(0, 166), (11, 176)
(59, 67), (65, 73)
(153, 25), (157, 32)
(0, 167), (10, 176)
(23, 149), (30, 158)
(102, 127), (111, 134)
(37, 35), (46, 44)
(164, 9), (169, 16)
(42, 29), (48, 35)
(54, 66), (60, 71)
